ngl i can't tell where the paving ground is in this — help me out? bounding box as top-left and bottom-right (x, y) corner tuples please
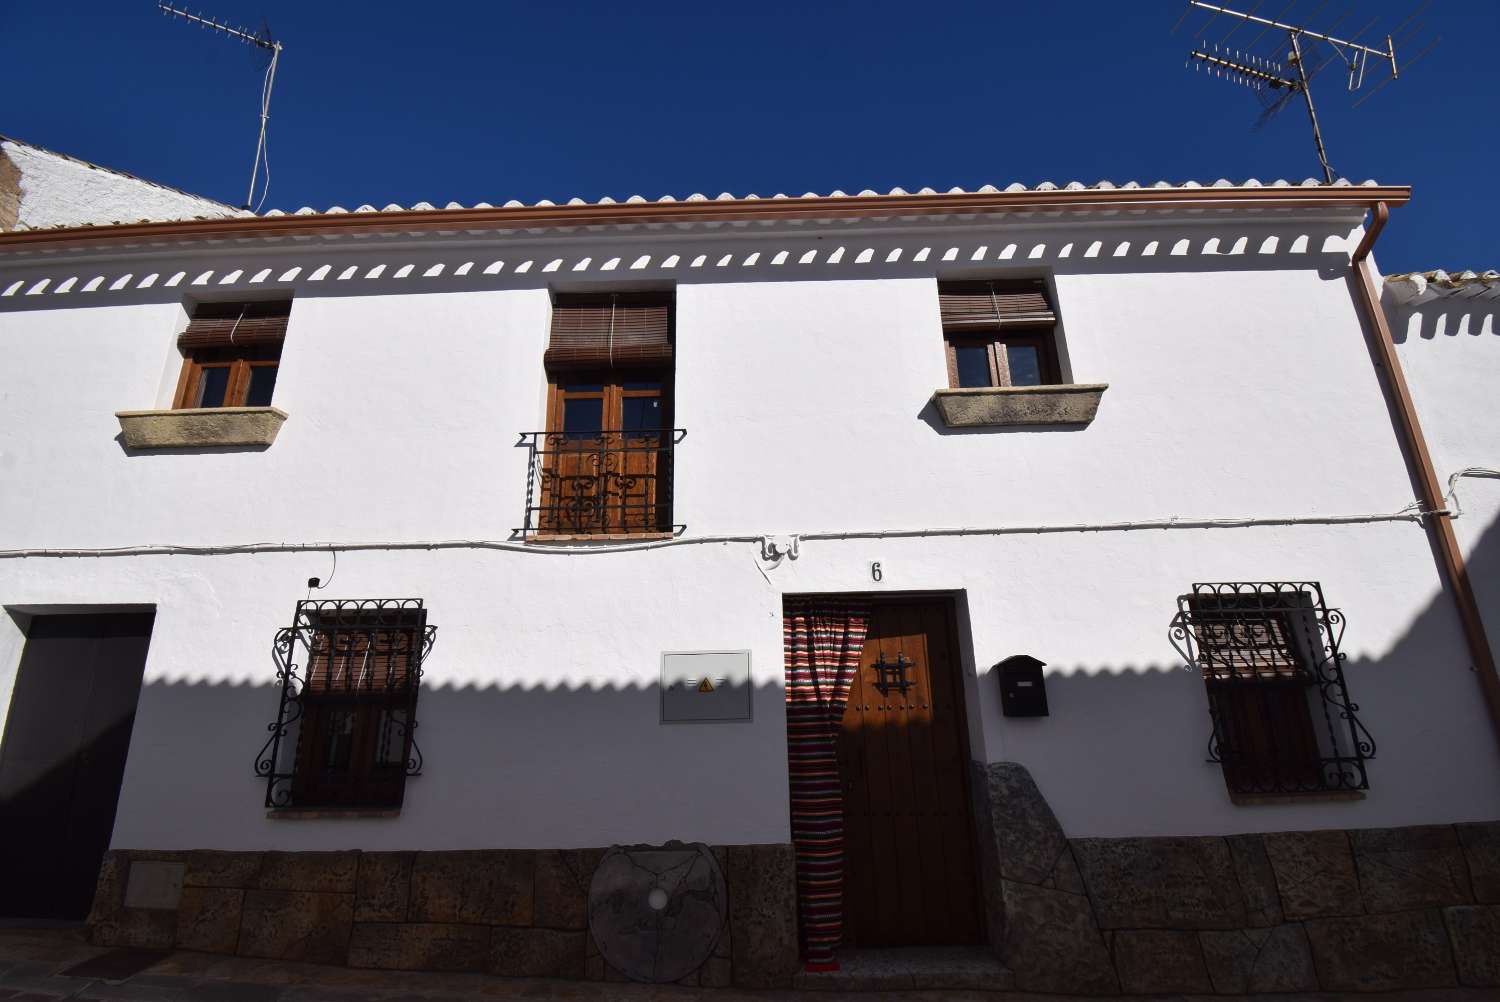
(0, 927), (1493, 1002)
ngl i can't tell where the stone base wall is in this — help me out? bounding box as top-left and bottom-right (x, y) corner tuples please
(974, 761), (1500, 995)
(87, 844), (797, 989)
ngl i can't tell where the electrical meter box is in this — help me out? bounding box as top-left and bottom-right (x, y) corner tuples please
(661, 650), (752, 722)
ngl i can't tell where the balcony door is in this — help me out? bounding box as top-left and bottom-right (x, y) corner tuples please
(543, 371), (672, 535)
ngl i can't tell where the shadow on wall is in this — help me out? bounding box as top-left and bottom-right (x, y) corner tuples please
(1461, 500), (1500, 672)
(112, 674), (792, 848)
(991, 507), (1500, 825)
(0, 222), (1362, 314)
(10, 512), (1500, 859)
(1385, 291), (1500, 343)
(92, 508), (1500, 856)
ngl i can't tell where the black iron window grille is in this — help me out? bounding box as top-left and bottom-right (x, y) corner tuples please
(1169, 582), (1374, 798)
(255, 599), (437, 810)
(517, 429), (685, 538)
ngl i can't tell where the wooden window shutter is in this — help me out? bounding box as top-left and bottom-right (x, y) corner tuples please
(1187, 595), (1305, 681)
(177, 300), (291, 351)
(545, 293), (673, 370)
(938, 281), (1056, 331)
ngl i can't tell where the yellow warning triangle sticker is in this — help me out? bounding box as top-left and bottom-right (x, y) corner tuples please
(697, 677), (716, 693)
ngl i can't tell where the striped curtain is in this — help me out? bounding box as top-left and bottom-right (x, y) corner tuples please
(783, 598), (870, 971)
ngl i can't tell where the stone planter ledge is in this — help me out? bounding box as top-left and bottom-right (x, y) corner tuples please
(116, 407), (288, 450)
(932, 383), (1108, 428)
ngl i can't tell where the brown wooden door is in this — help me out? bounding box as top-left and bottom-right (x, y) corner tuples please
(838, 599), (983, 947)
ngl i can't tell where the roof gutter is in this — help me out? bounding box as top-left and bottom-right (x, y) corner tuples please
(0, 184), (1410, 251)
(1350, 201), (1500, 755)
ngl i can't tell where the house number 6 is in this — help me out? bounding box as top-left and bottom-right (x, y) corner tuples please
(871, 561), (883, 582)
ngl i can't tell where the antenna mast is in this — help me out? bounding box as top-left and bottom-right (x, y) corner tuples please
(158, 3), (283, 211)
(1181, 1), (1405, 184)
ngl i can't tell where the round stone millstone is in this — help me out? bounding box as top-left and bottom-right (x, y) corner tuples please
(587, 841), (726, 983)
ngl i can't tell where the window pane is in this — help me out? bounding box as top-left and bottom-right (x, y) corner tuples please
(245, 365), (278, 407)
(954, 344), (991, 388)
(621, 396), (662, 433)
(322, 709), (356, 776)
(375, 709), (408, 770)
(561, 382), (604, 393)
(622, 380), (661, 392)
(563, 396), (603, 436)
(1005, 344), (1043, 386)
(196, 366), (231, 407)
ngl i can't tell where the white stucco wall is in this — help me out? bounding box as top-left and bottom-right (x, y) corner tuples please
(1, 139), (237, 230)
(2, 211), (1497, 851)
(1387, 279), (1500, 669)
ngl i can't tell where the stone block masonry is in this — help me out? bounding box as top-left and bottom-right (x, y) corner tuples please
(87, 843), (797, 989)
(974, 761), (1500, 994)
(86, 785), (1500, 994)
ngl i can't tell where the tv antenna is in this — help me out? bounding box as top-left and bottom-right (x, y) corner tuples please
(1177, 1), (1438, 184)
(157, 3), (283, 211)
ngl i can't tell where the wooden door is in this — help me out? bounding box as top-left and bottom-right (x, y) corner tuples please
(0, 613), (154, 920)
(838, 599), (983, 946)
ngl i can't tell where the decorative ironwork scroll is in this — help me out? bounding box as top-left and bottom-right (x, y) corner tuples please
(1169, 581), (1374, 797)
(516, 429), (685, 538)
(255, 598), (436, 809)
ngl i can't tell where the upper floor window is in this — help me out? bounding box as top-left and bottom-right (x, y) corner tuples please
(1170, 582), (1374, 802)
(939, 281), (1060, 388)
(172, 300), (289, 409)
(257, 599), (436, 811)
(521, 293), (680, 538)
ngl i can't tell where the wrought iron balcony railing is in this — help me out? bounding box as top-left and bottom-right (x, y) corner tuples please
(517, 429), (685, 539)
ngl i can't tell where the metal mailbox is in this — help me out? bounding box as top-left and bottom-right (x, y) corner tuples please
(997, 654), (1049, 717)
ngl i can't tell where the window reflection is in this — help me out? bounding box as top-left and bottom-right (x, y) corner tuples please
(245, 366), (278, 407)
(323, 709), (355, 776)
(196, 366), (230, 407)
(955, 344), (991, 388)
(621, 396), (661, 433)
(563, 397), (604, 437)
(1006, 345), (1043, 386)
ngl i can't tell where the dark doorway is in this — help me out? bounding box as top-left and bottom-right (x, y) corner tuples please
(0, 612), (155, 920)
(838, 597), (983, 946)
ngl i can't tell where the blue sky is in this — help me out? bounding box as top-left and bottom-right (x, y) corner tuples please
(1, 1), (1490, 272)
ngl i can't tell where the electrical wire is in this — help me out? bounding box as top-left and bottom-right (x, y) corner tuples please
(1445, 468), (1500, 519)
(250, 46), (278, 213)
(0, 499), (1453, 561)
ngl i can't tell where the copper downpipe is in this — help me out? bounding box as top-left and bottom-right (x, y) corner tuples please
(1350, 201), (1500, 751)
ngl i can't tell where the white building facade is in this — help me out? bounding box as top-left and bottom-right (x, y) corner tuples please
(1, 178), (1497, 993)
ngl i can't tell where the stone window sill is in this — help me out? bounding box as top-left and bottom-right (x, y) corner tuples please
(266, 807), (400, 820)
(116, 407), (288, 450)
(931, 383), (1108, 428)
(1230, 790), (1367, 806)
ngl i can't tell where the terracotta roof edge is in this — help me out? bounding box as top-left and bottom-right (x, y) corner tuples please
(0, 183), (1412, 250)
